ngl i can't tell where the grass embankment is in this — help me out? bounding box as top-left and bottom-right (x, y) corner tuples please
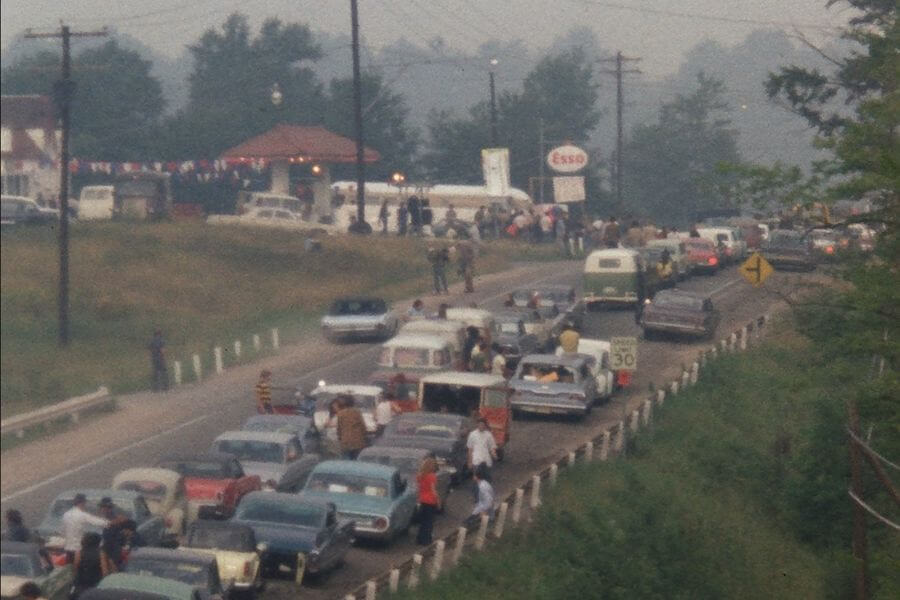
(396, 324), (899, 600)
(1, 223), (561, 414)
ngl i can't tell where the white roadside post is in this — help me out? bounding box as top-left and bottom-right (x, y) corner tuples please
(530, 475), (541, 509)
(720, 339), (728, 353)
(408, 554), (422, 589)
(585, 440), (594, 462)
(430, 540), (445, 580)
(656, 389), (665, 406)
(681, 369), (690, 388)
(344, 595), (355, 600)
(710, 345), (718, 359)
(252, 334), (261, 352)
(614, 422), (625, 453)
(475, 514), (490, 550)
(271, 328), (280, 350)
(192, 354), (202, 382)
(234, 340), (242, 358)
(494, 502), (509, 538)
(452, 527), (467, 565)
(642, 399), (652, 425)
(389, 569), (400, 593)
(599, 430), (611, 461)
(549, 464), (559, 486)
(365, 580), (377, 600)
(214, 346), (224, 374)
(629, 409), (640, 433)
(512, 488), (524, 524)
(700, 350), (707, 367)
(730, 332), (738, 352)
(670, 380), (679, 396)
(173, 361), (182, 386)
(691, 362), (699, 384)
(740, 326), (748, 350)
(567, 451), (577, 467)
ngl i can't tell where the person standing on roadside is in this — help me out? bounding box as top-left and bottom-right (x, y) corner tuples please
(378, 200), (390, 234)
(466, 418), (498, 479)
(4, 510), (31, 542)
(62, 494), (109, 563)
(397, 202), (408, 236)
(70, 532), (111, 598)
(415, 457), (441, 545)
(604, 216), (620, 248)
(148, 330), (168, 392)
(456, 240), (476, 293)
(470, 464), (495, 522)
(336, 395), (367, 459)
(428, 245), (449, 295)
(255, 369), (273, 414)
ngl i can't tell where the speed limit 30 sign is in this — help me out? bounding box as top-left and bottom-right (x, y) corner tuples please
(610, 337), (638, 371)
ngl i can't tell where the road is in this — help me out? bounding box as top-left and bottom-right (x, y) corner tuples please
(1, 258), (789, 600)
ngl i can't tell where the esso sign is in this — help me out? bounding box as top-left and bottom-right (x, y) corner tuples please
(547, 145), (588, 173)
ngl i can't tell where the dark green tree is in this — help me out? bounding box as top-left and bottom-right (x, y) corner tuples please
(621, 73), (741, 225)
(1, 41), (165, 160)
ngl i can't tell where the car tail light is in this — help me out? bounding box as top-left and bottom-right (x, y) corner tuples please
(825, 245), (834, 254)
(164, 517), (174, 529)
(707, 256), (718, 266)
(373, 517), (389, 531)
(243, 561), (252, 577)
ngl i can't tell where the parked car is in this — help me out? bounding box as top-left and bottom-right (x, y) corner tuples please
(683, 238), (720, 275)
(398, 319), (467, 359)
(155, 453), (261, 521)
(320, 297), (399, 342)
(77, 186), (115, 221)
(809, 229), (840, 261)
(509, 285), (584, 330)
(509, 354), (601, 418)
(554, 338), (615, 401)
(640, 289), (721, 340)
(37, 490), (167, 558)
(1, 195), (58, 226)
(207, 208), (337, 235)
(646, 238), (691, 280)
(125, 548), (225, 600)
(356, 447), (452, 510)
(211, 432), (319, 493)
(638, 246), (677, 296)
(300, 461), (417, 543)
(237, 192), (304, 216)
(583, 248), (645, 307)
(241, 414), (322, 455)
(494, 313), (541, 369)
(181, 521), (262, 597)
(372, 413), (474, 480)
(111, 468), (188, 537)
(231, 493), (353, 581)
(93, 573), (199, 600)
(371, 335), (457, 411)
(760, 230), (816, 271)
(0, 542), (73, 600)
(507, 308), (559, 350)
(444, 308), (499, 342)
(697, 227), (747, 264)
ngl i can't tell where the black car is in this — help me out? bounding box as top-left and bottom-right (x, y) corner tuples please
(494, 312), (541, 369)
(125, 547), (226, 600)
(372, 413), (473, 482)
(760, 230), (816, 271)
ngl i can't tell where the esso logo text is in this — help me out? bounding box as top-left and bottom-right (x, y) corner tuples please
(546, 145), (588, 173)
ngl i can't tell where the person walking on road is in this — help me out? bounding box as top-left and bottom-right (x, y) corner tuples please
(467, 418), (498, 480)
(470, 464), (495, 522)
(456, 240), (476, 293)
(148, 330), (168, 392)
(374, 395), (397, 437)
(255, 369), (273, 414)
(428, 245), (449, 295)
(336, 395), (367, 459)
(378, 200), (390, 234)
(62, 494), (110, 563)
(415, 457), (441, 545)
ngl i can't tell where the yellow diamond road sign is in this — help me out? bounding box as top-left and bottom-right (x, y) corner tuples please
(739, 252), (774, 286)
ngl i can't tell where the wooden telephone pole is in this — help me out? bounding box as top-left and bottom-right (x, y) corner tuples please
(598, 52), (641, 214)
(24, 25), (106, 347)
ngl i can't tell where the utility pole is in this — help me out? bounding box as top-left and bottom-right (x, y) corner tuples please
(598, 51), (640, 214)
(488, 59), (499, 147)
(349, 0), (367, 227)
(25, 25), (106, 347)
(538, 118), (545, 204)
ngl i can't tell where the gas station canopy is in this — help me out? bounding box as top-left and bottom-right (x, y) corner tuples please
(221, 123), (380, 164)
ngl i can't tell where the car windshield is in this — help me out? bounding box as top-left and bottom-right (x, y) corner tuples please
(539, 290), (571, 303)
(597, 258), (621, 269)
(383, 347), (430, 368)
(158, 460), (228, 479)
(359, 454), (419, 476)
(653, 294), (704, 311)
(330, 299), (386, 316)
(1, 554), (34, 577)
(519, 363), (577, 383)
(685, 240), (713, 250)
(386, 419), (456, 439)
(768, 233), (805, 247)
(187, 527), (255, 552)
(127, 558), (209, 586)
(306, 473), (390, 498)
(498, 321), (522, 334)
(214, 440), (284, 463)
(116, 481), (167, 501)
(314, 392), (377, 411)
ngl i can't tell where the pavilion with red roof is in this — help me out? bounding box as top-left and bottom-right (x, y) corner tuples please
(222, 124), (379, 218)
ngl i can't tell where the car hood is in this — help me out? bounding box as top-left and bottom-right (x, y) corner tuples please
(184, 478), (230, 501)
(321, 314), (387, 326)
(237, 520), (317, 553)
(299, 491), (393, 517)
(239, 462), (288, 484)
(1, 576), (34, 597)
(509, 380), (585, 395)
(373, 436), (457, 456)
(187, 549), (256, 581)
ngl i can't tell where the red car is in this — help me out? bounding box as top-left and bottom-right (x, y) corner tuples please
(683, 238), (721, 275)
(156, 452), (261, 521)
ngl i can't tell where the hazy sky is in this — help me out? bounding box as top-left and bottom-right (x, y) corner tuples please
(1, 0), (851, 77)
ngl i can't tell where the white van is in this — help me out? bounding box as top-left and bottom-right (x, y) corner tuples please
(697, 227), (747, 264)
(77, 186), (115, 220)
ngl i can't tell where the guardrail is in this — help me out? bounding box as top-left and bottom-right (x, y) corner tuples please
(0, 386), (113, 439)
(340, 314), (771, 600)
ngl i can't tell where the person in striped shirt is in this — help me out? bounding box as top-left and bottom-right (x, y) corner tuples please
(256, 369), (273, 414)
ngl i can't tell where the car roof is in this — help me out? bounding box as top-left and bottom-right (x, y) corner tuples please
(444, 308), (493, 320)
(646, 239), (680, 247)
(188, 520), (255, 534)
(311, 460), (398, 478)
(400, 319), (467, 332)
(113, 468), (182, 487)
(494, 312), (527, 323)
(312, 384), (383, 396)
(382, 334), (450, 349)
(419, 371), (507, 387)
(358, 446), (430, 460)
(52, 489), (143, 503)
(98, 573), (195, 599)
(394, 412), (467, 426)
(129, 547), (215, 567)
(241, 491), (332, 509)
(586, 248), (640, 258)
(520, 353), (588, 367)
(214, 430), (295, 443)
(158, 451), (237, 465)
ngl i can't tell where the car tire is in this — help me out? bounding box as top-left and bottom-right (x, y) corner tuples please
(642, 328), (655, 341)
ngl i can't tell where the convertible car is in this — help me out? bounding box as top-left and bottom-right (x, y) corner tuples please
(181, 521), (262, 596)
(231, 492), (352, 583)
(300, 461), (417, 543)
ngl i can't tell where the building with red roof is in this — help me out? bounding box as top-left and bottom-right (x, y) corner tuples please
(1, 95), (62, 202)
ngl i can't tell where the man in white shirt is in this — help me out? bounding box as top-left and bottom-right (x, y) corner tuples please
(61, 494), (108, 560)
(470, 464), (495, 520)
(466, 418), (498, 474)
(490, 343), (507, 377)
(374, 396), (396, 436)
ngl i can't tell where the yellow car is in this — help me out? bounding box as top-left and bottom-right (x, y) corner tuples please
(180, 521), (262, 598)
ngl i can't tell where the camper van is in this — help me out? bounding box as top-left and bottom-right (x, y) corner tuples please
(78, 186), (115, 220)
(583, 248), (646, 307)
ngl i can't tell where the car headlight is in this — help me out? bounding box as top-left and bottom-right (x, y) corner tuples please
(373, 516), (389, 531)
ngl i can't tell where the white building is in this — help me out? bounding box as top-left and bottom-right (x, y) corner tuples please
(1, 95), (62, 203)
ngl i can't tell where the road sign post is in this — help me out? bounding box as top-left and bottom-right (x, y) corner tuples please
(739, 252), (774, 287)
(610, 337), (638, 371)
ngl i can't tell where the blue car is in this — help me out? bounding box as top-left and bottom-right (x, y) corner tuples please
(299, 460), (417, 543)
(230, 492), (351, 582)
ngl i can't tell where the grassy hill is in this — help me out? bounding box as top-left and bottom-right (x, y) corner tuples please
(0, 222), (552, 414)
(395, 324), (899, 600)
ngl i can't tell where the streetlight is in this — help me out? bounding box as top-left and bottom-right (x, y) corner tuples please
(270, 83), (283, 107)
(391, 171), (406, 186)
(489, 58), (499, 147)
